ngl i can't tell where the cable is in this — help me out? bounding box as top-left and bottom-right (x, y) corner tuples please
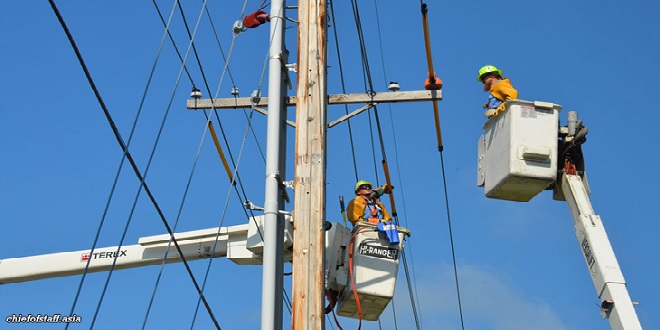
(190, 115), (254, 329)
(171, 0), (262, 236)
(159, 2), (261, 328)
(169, 1), (296, 324)
(47, 1), (222, 329)
(389, 296), (398, 329)
(349, 10), (423, 328)
(329, 0), (360, 182)
(142, 111), (213, 330)
(63, 0), (178, 327)
(400, 248), (422, 329)
(417, 3), (465, 329)
(348, 1), (426, 328)
(439, 152), (465, 330)
(151, 0), (195, 86)
(201, 5), (267, 163)
(371, 0), (424, 326)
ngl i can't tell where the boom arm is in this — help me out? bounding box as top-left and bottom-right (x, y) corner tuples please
(562, 173), (642, 330)
(0, 215), (293, 284)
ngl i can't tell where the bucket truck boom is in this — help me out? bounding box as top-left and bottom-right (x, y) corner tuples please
(478, 100), (642, 329)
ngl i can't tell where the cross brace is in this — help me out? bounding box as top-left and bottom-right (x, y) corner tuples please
(186, 90), (442, 110)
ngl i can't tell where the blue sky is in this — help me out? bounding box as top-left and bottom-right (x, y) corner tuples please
(1, 1), (658, 329)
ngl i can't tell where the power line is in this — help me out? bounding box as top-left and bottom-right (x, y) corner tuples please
(151, 0), (196, 86)
(348, 1), (426, 329)
(370, 0), (425, 327)
(168, 1), (297, 323)
(438, 151), (465, 330)
(328, 0), (361, 182)
(416, 2), (465, 328)
(47, 1), (222, 328)
(63, 0), (179, 327)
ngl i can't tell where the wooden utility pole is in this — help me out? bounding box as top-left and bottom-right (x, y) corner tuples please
(292, 0), (327, 329)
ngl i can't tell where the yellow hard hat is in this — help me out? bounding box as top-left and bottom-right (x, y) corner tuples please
(354, 180), (372, 194)
(477, 65), (503, 82)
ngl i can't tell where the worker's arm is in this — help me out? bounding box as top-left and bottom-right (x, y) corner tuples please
(346, 197), (365, 225)
(490, 78), (518, 103)
(378, 201), (392, 222)
(374, 184), (394, 197)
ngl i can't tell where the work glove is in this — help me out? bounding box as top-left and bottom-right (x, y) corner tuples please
(484, 109), (497, 118)
(382, 184), (394, 194)
(484, 103), (508, 118)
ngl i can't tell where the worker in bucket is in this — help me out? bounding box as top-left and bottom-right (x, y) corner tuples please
(477, 64), (518, 118)
(347, 180), (393, 226)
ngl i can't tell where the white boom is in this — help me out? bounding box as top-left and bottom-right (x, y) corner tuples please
(0, 214), (409, 323)
(561, 173), (642, 330)
(0, 215), (294, 285)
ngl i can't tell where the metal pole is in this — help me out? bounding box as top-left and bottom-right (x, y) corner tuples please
(262, 0), (286, 329)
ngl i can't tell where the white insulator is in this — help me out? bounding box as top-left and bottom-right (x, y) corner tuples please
(231, 86), (239, 96)
(190, 88), (202, 99)
(387, 81), (400, 91)
(232, 20), (247, 34)
(568, 111), (578, 136)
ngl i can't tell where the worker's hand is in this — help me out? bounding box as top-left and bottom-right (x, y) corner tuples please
(382, 184), (394, 194)
(484, 109), (496, 118)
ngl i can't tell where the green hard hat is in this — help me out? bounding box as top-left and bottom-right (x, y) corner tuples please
(477, 65), (503, 82)
(354, 180), (372, 194)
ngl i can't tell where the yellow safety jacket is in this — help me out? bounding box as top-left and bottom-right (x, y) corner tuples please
(491, 78), (518, 102)
(489, 79), (518, 108)
(347, 196), (392, 225)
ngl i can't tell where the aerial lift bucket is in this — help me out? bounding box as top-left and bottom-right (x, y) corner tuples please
(333, 222), (410, 321)
(478, 100), (563, 201)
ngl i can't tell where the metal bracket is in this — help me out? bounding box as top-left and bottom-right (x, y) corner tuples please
(250, 90), (262, 107)
(244, 200), (292, 215)
(244, 200), (264, 211)
(286, 63), (297, 73)
(600, 299), (614, 319)
(278, 53), (293, 90)
(267, 173), (291, 203)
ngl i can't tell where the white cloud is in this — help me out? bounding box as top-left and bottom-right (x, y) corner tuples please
(392, 263), (569, 330)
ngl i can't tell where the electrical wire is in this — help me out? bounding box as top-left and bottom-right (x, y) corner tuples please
(62, 1), (178, 327)
(328, 0), (360, 182)
(169, 0), (297, 322)
(190, 113), (255, 329)
(155, 0), (290, 326)
(91, 2), (220, 328)
(151, 0), (196, 87)
(151, 2), (262, 328)
(170, 0), (261, 234)
(439, 151), (465, 330)
(371, 0), (424, 327)
(141, 107), (215, 330)
(202, 4), (267, 163)
(47, 1), (222, 329)
(348, 2), (426, 328)
(417, 2), (465, 329)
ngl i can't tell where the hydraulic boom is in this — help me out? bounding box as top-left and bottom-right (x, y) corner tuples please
(561, 173), (641, 329)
